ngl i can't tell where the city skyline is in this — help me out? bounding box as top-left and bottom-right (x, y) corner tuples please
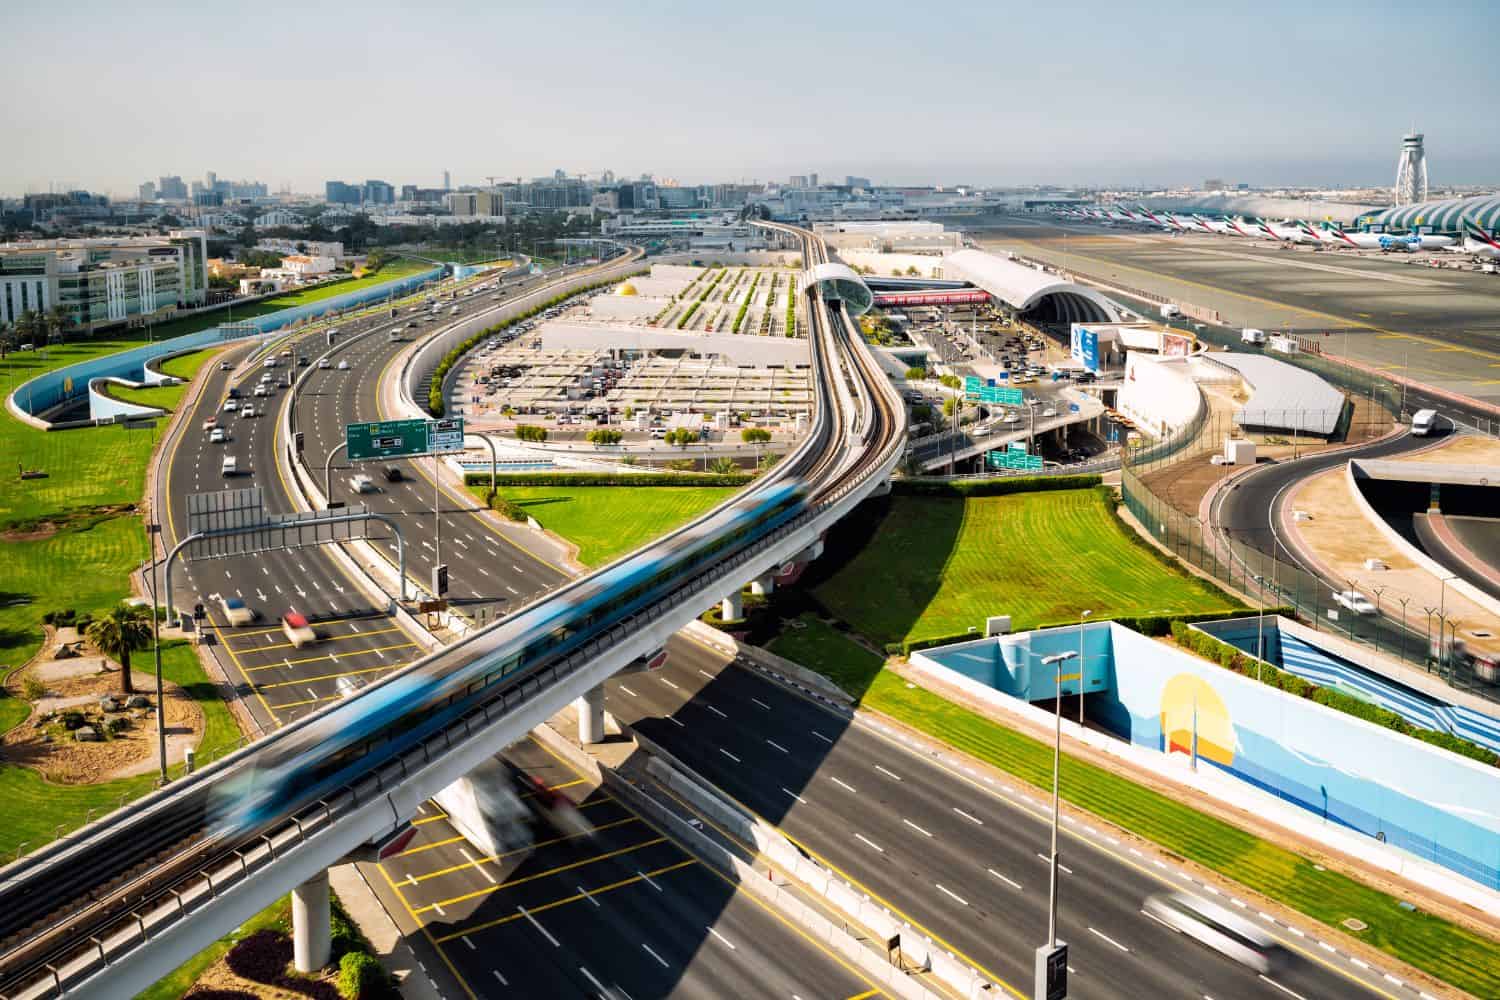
(4, 1), (1496, 195)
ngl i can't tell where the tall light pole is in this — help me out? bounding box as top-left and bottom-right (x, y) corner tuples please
(1077, 612), (1092, 727)
(1037, 650), (1076, 1000)
(144, 521), (168, 784)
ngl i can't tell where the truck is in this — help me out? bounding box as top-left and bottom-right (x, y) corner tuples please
(1159, 303), (1182, 320)
(1240, 328), (1266, 346)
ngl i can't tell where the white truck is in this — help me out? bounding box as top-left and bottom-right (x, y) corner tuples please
(1240, 328), (1266, 346)
(1159, 303), (1182, 320)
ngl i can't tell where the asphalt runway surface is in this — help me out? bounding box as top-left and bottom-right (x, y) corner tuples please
(968, 217), (1500, 405)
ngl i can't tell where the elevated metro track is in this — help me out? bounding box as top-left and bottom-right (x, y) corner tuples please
(0, 227), (905, 998)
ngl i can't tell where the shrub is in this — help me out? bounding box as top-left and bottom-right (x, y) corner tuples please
(61, 710), (86, 731)
(463, 472), (751, 488)
(894, 474), (1102, 497)
(225, 929), (292, 984)
(337, 952), (391, 999)
(22, 676), (45, 701)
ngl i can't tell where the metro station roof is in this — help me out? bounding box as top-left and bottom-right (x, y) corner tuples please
(942, 249), (1122, 324)
(809, 262), (874, 316)
(1359, 194), (1500, 233)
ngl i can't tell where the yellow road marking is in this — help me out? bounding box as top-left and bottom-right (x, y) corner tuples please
(256, 663), (406, 690)
(204, 611), (388, 639)
(402, 817), (641, 882)
(412, 810), (451, 826)
(203, 610), (282, 725)
(411, 837), (670, 914)
(228, 624), (404, 653)
(846, 991), (881, 1000)
(243, 640), (417, 670)
(431, 859), (698, 943)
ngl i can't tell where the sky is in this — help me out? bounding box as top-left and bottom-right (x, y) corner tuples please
(4, 0), (1498, 197)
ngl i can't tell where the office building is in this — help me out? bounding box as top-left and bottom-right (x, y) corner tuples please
(362, 179), (395, 205)
(615, 181), (658, 211)
(157, 176), (188, 200)
(442, 191), (503, 217)
(138, 181), (157, 202)
(845, 176), (872, 190)
(443, 170), (451, 191)
(325, 180), (362, 205)
(0, 231), (209, 331)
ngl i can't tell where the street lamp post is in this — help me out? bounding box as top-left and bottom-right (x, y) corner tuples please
(1037, 650), (1076, 1000)
(1370, 586), (1386, 653)
(144, 521), (168, 784)
(1077, 612), (1092, 727)
(1396, 597), (1410, 664)
(1422, 607), (1438, 670)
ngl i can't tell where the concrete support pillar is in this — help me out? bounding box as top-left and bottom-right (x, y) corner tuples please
(749, 574), (774, 597)
(722, 590), (744, 622)
(798, 539), (825, 563)
(868, 478), (892, 498)
(291, 869), (331, 972)
(575, 684), (607, 745)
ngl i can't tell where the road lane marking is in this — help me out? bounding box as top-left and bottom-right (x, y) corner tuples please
(935, 884), (968, 906)
(697, 669), (715, 680)
(461, 935), (476, 951)
(1258, 976), (1309, 1000)
(577, 884), (600, 908)
(902, 819), (933, 838)
(707, 927), (736, 950)
(854, 834), (884, 853)
(752, 697), (772, 710)
(459, 847), (497, 885)
(953, 807), (984, 826)
(988, 869), (1022, 890)
(811, 730), (833, 744)
(766, 739), (789, 753)
(1035, 853), (1072, 874)
(719, 747), (741, 763)
(782, 787), (807, 804)
(660, 677), (680, 690)
(618, 684), (637, 697)
(642, 943), (670, 968)
(832, 777), (857, 794)
(875, 764), (902, 781)
(1087, 926), (1130, 952)
(706, 704), (728, 719)
(578, 967), (606, 992)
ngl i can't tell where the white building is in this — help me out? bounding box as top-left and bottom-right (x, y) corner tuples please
(256, 238), (345, 261)
(254, 209), (301, 227)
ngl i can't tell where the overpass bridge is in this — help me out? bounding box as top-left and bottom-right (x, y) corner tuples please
(0, 225), (905, 999)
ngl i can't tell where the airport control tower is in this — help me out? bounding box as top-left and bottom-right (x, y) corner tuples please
(1394, 132), (1428, 205)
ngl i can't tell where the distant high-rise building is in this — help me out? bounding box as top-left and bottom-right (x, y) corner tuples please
(808, 172), (819, 188)
(138, 181), (157, 202)
(1202, 178), (1225, 191)
(157, 175), (188, 200)
(554, 169), (566, 181)
(845, 176), (872, 190)
(325, 180), (361, 205)
(1395, 131), (1428, 206)
(442, 169), (451, 191)
(788, 175), (809, 188)
(362, 179), (394, 205)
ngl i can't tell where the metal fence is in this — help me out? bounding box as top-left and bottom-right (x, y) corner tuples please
(1120, 412), (1499, 701)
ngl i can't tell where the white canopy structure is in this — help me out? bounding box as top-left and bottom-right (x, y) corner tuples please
(942, 250), (1123, 324)
(809, 262), (874, 316)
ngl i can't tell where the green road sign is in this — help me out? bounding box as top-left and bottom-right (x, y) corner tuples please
(966, 381), (1024, 407)
(347, 418), (430, 461)
(987, 449), (1044, 471)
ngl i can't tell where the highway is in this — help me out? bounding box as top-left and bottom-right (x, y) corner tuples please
(592, 635), (1404, 1000)
(364, 737), (889, 999)
(0, 228), (912, 997)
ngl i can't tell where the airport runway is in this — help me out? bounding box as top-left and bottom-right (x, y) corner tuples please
(596, 636), (1406, 1000)
(969, 218), (1500, 406)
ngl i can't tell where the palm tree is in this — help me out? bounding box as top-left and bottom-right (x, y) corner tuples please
(709, 457), (738, 475)
(86, 603), (152, 696)
(14, 309), (40, 347)
(45, 305), (74, 346)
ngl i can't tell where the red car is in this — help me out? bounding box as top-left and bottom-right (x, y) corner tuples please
(280, 611), (316, 648)
(202, 416), (217, 431)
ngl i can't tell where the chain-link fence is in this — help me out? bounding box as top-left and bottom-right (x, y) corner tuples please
(1121, 407), (1499, 702)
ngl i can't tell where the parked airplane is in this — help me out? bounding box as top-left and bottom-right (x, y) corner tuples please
(1442, 217), (1500, 259)
(1251, 218), (1316, 243)
(1191, 214), (1236, 235)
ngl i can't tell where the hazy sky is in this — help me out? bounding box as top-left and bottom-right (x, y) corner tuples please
(5, 0), (1497, 196)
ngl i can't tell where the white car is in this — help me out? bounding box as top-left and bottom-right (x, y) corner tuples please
(209, 427), (228, 443)
(318, 358), (332, 369)
(222, 399), (238, 412)
(219, 360), (233, 371)
(1333, 590), (1377, 615)
(219, 596), (255, 626)
(240, 404), (256, 419)
(350, 473), (376, 494)
(336, 359), (350, 371)
(253, 384), (270, 397)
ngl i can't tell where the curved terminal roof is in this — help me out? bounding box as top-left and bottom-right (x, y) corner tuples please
(943, 249), (1122, 324)
(1207, 353), (1343, 436)
(1142, 195), (1378, 226)
(809, 262), (874, 316)
(1360, 194), (1500, 233)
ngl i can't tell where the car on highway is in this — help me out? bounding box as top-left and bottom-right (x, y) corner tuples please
(336, 359), (350, 371)
(221, 455), (238, 476)
(220, 596), (255, 626)
(202, 416), (218, 431)
(381, 465), (404, 483)
(240, 404), (257, 419)
(280, 611), (316, 648)
(298, 355), (310, 367)
(219, 360), (233, 371)
(1143, 892), (1288, 974)
(350, 474), (376, 494)
(222, 399), (238, 412)
(318, 358), (332, 369)
(209, 427), (228, 443)
(1333, 590), (1377, 615)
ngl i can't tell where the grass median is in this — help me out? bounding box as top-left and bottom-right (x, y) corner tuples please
(768, 615), (1500, 997)
(470, 484), (734, 566)
(812, 489), (1238, 647)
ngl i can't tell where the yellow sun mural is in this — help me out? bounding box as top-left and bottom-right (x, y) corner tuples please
(1159, 673), (1235, 767)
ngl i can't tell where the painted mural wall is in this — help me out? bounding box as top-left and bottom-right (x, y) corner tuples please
(1097, 625), (1500, 888)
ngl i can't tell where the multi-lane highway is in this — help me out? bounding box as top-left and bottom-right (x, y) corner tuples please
(599, 636), (1416, 1000)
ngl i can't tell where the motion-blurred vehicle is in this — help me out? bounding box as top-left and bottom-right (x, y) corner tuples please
(1144, 892), (1289, 974)
(220, 596), (255, 626)
(280, 611), (316, 648)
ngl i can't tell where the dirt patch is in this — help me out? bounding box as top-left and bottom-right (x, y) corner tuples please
(2, 663), (201, 784)
(1394, 433), (1500, 467)
(1, 503), (138, 542)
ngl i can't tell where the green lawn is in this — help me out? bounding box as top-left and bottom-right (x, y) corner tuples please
(470, 485), (734, 566)
(814, 489), (1237, 647)
(766, 616), (1500, 997)
(134, 895), (291, 1000)
(103, 347), (220, 414)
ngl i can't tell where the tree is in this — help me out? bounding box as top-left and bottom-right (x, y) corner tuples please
(942, 396), (958, 419)
(740, 428), (771, 445)
(46, 305), (75, 345)
(237, 220), (257, 248)
(86, 603), (152, 696)
(709, 457), (738, 475)
(14, 309), (41, 347)
(905, 265), (921, 276)
(938, 374), (962, 391)
(904, 366), (927, 381)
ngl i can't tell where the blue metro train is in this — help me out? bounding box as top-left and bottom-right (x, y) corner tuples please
(211, 479), (809, 834)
